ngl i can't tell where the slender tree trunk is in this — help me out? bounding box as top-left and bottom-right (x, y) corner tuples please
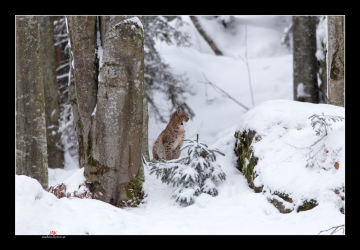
(142, 93), (150, 162)
(16, 16), (48, 188)
(292, 16), (319, 103)
(327, 16), (344, 107)
(67, 16), (146, 207)
(317, 16), (328, 104)
(66, 16), (98, 175)
(190, 16), (223, 56)
(40, 16), (64, 168)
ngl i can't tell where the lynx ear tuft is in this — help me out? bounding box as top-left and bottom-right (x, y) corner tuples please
(176, 106), (181, 114)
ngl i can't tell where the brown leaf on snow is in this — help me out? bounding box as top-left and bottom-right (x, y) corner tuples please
(45, 182), (97, 200)
(334, 162), (339, 169)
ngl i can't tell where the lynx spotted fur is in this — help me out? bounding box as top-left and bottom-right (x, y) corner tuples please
(152, 107), (189, 161)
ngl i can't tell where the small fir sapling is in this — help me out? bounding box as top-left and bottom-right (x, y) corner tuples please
(309, 112), (344, 139)
(147, 134), (226, 206)
(305, 113), (344, 169)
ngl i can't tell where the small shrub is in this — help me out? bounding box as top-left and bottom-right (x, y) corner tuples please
(148, 134), (226, 206)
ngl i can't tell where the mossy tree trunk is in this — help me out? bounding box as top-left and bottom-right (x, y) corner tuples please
(16, 16), (49, 188)
(67, 16), (146, 207)
(327, 16), (344, 107)
(292, 16), (319, 103)
(39, 16), (64, 168)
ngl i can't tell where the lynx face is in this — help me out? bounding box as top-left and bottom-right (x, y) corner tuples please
(177, 107), (189, 125)
(152, 107), (190, 161)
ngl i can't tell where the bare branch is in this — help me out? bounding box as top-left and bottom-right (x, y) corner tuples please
(200, 73), (249, 111)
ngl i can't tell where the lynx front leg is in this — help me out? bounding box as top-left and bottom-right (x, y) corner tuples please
(164, 143), (173, 160)
(172, 145), (181, 159)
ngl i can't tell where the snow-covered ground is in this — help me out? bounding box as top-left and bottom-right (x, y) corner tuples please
(15, 16), (345, 235)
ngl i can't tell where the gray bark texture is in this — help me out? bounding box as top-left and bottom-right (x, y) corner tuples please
(67, 16), (146, 207)
(327, 16), (344, 107)
(39, 16), (64, 168)
(292, 16), (319, 103)
(66, 16), (98, 173)
(142, 94), (150, 162)
(16, 16), (49, 188)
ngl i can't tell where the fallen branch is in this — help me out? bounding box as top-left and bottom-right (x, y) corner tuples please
(318, 224), (345, 235)
(200, 73), (249, 111)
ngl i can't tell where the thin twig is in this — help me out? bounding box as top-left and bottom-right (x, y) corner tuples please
(308, 143), (325, 160)
(200, 73), (249, 111)
(238, 26), (255, 107)
(189, 121), (203, 139)
(141, 154), (150, 171)
(318, 224), (345, 235)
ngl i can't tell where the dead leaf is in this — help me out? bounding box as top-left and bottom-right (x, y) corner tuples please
(334, 162), (339, 169)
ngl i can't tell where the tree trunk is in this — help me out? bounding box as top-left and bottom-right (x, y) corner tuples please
(317, 16), (328, 104)
(16, 16), (48, 188)
(67, 16), (146, 207)
(327, 16), (344, 107)
(66, 16), (98, 174)
(39, 16), (64, 168)
(142, 93), (150, 162)
(292, 16), (319, 103)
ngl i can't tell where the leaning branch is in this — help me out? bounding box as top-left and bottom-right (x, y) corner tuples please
(190, 16), (223, 56)
(200, 73), (249, 111)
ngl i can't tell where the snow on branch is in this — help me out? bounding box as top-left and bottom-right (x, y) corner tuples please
(146, 134), (226, 206)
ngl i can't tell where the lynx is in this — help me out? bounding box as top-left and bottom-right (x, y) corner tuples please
(152, 107), (189, 161)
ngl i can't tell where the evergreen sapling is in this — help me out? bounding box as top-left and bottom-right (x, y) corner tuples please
(305, 113), (344, 169)
(148, 134), (226, 206)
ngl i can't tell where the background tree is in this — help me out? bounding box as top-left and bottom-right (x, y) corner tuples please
(53, 16), (79, 165)
(16, 16), (48, 188)
(142, 16), (195, 123)
(67, 16), (147, 207)
(50, 16), (194, 165)
(39, 16), (64, 169)
(327, 16), (344, 107)
(316, 16), (328, 104)
(292, 16), (319, 103)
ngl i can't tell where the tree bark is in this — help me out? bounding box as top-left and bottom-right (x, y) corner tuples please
(142, 93), (150, 162)
(67, 16), (146, 207)
(40, 16), (64, 168)
(190, 16), (223, 56)
(292, 16), (319, 103)
(16, 16), (49, 188)
(327, 16), (344, 107)
(66, 16), (98, 174)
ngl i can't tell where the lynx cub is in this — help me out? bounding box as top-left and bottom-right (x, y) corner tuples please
(152, 107), (189, 161)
